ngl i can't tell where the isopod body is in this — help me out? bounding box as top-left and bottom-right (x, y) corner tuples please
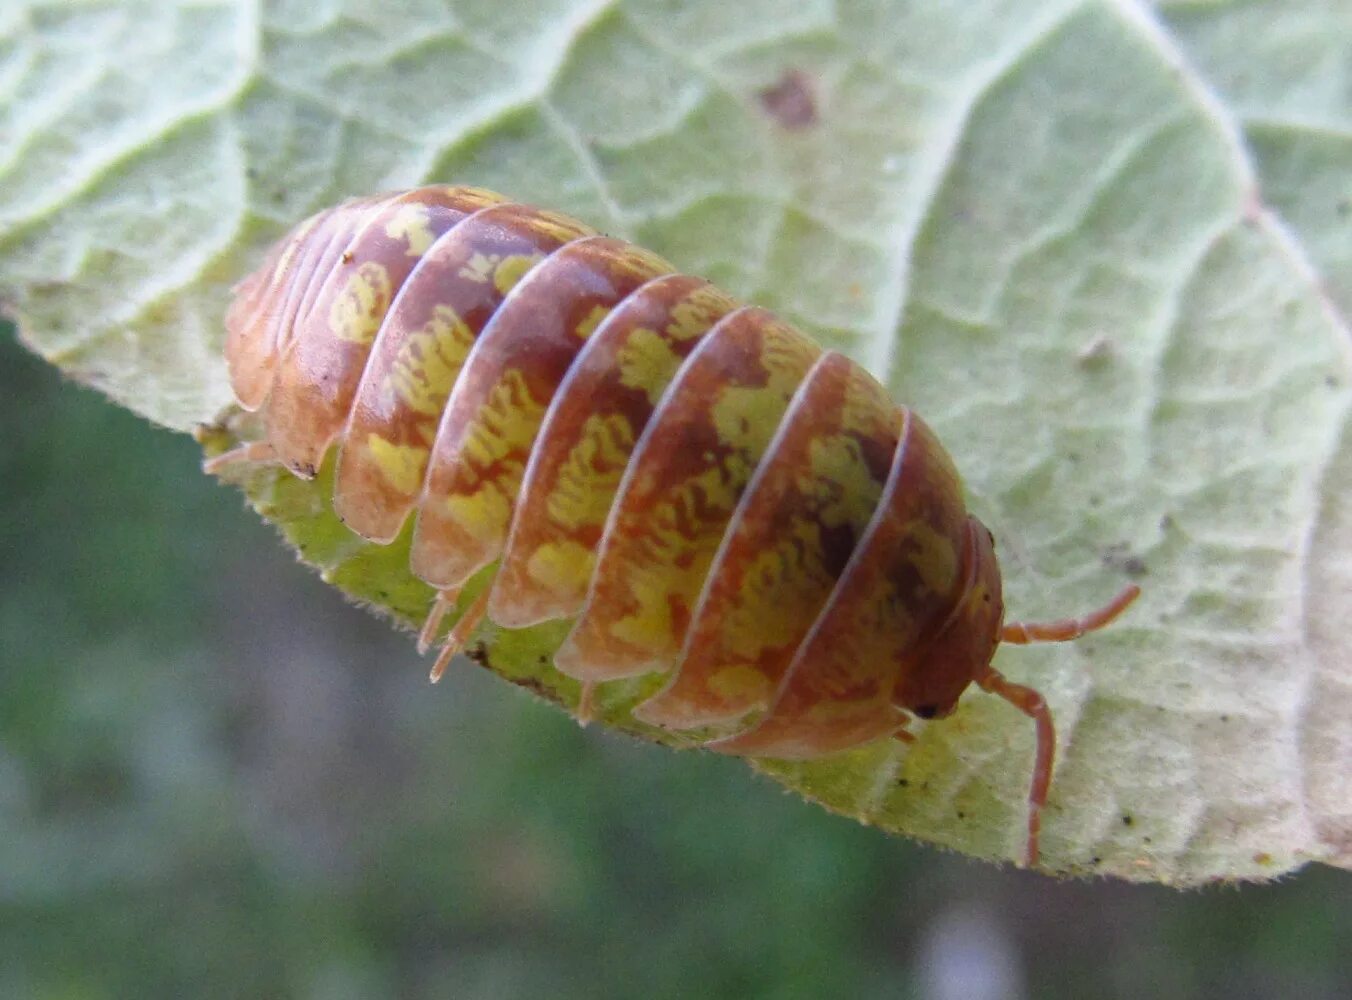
(213, 185), (1139, 866)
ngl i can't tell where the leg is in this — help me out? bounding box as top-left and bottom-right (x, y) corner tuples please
(428, 586), (492, 683)
(891, 720), (916, 745)
(1001, 583), (1139, 645)
(576, 681), (597, 727)
(976, 667), (1054, 868)
(416, 587), (462, 655)
(202, 440), (278, 474)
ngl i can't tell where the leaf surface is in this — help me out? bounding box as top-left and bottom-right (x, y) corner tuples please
(4, 0), (1349, 883)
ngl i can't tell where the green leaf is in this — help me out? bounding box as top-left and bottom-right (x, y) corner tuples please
(3, 0), (1349, 884)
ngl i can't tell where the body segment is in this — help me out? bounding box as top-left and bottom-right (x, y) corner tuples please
(553, 307), (822, 682)
(635, 351), (903, 730)
(412, 235), (673, 590)
(491, 274), (738, 628)
(335, 200), (593, 542)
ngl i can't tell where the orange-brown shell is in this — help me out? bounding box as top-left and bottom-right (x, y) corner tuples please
(223, 185), (1007, 758)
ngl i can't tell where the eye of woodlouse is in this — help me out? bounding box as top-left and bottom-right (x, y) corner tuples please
(207, 185), (1140, 867)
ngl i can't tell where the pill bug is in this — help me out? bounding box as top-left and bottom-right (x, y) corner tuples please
(208, 185), (1139, 866)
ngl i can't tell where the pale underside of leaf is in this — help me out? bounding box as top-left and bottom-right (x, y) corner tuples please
(3, 0), (1349, 884)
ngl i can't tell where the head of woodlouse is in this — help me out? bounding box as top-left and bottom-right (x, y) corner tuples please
(897, 518), (1005, 721)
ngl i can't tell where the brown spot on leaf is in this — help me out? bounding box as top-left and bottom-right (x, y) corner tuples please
(758, 69), (818, 130)
(1102, 542), (1148, 578)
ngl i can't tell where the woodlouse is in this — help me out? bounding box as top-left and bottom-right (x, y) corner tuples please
(208, 185), (1139, 866)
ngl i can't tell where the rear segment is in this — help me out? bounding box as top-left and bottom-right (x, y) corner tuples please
(225, 201), (350, 411)
(223, 187), (508, 473)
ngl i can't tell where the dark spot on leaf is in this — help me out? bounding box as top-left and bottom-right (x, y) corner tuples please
(896, 778), (909, 788)
(1102, 542), (1147, 578)
(1122, 814), (1134, 827)
(1103, 543), (1146, 572)
(757, 69), (818, 130)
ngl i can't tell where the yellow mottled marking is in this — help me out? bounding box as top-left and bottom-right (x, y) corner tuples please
(670, 461), (748, 526)
(720, 521), (831, 660)
(610, 245), (672, 282)
(804, 434), (880, 529)
(576, 305), (612, 341)
(458, 252), (498, 284)
(548, 413), (635, 530)
(903, 520), (959, 596)
(667, 286), (733, 341)
(526, 540), (596, 597)
(366, 435), (429, 495)
(712, 385), (787, 454)
(706, 665), (773, 705)
(616, 328), (682, 404)
(330, 262), (392, 345)
(385, 203), (436, 256)
(388, 304), (476, 416)
(444, 480), (516, 542)
(609, 559), (702, 653)
(760, 326), (820, 395)
(492, 252), (545, 295)
(527, 210), (596, 244)
(839, 374), (896, 439)
(606, 461), (749, 657)
(457, 369), (547, 472)
(442, 186), (507, 208)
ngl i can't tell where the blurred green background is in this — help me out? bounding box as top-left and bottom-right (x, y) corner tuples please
(2, 321), (1348, 998)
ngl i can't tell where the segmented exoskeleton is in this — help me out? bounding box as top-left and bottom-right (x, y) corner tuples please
(211, 186), (1139, 865)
